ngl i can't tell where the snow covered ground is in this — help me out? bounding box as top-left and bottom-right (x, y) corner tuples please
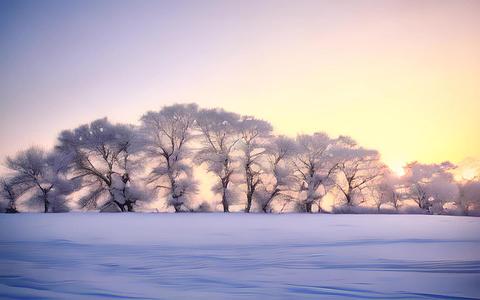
(0, 214), (479, 299)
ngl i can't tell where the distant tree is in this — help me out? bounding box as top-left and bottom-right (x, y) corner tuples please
(0, 177), (21, 213)
(293, 133), (337, 213)
(4, 147), (71, 213)
(256, 136), (297, 213)
(139, 104), (199, 212)
(457, 177), (480, 215)
(56, 118), (139, 212)
(402, 161), (458, 214)
(334, 136), (385, 208)
(237, 116), (273, 212)
(195, 108), (241, 212)
(376, 171), (403, 212)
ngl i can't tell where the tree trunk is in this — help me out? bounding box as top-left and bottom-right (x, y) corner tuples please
(125, 201), (134, 212)
(113, 200), (126, 212)
(109, 187), (127, 212)
(121, 172), (134, 212)
(245, 191), (253, 213)
(173, 203), (182, 212)
(418, 197), (430, 213)
(316, 195), (325, 213)
(346, 193), (353, 206)
(6, 207), (18, 213)
(305, 202), (312, 213)
(262, 189), (278, 213)
(222, 188), (229, 212)
(262, 203), (269, 213)
(43, 193), (49, 213)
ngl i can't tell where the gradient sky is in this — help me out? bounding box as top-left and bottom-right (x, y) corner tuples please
(1, 0), (479, 172)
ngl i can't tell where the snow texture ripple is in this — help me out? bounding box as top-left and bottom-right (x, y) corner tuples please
(0, 214), (479, 299)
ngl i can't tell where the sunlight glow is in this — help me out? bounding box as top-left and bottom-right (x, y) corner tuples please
(462, 168), (476, 180)
(390, 163), (405, 177)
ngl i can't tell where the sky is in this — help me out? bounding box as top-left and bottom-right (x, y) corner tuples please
(1, 0), (479, 173)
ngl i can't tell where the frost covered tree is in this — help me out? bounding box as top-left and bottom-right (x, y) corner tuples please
(334, 136), (385, 208)
(2, 102), (476, 216)
(56, 118), (139, 212)
(293, 133), (337, 213)
(195, 108), (241, 212)
(457, 177), (480, 215)
(4, 147), (71, 213)
(402, 161), (458, 214)
(237, 116), (273, 212)
(0, 177), (21, 213)
(256, 135), (297, 213)
(376, 171), (403, 211)
(139, 104), (198, 212)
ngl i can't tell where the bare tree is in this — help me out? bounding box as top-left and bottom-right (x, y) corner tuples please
(195, 108), (241, 212)
(293, 133), (337, 213)
(238, 116), (273, 212)
(139, 104), (198, 212)
(334, 136), (385, 208)
(256, 135), (297, 213)
(56, 118), (138, 212)
(4, 147), (70, 213)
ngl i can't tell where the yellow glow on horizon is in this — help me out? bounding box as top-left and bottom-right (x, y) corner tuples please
(461, 168), (477, 181)
(183, 8), (480, 167)
(389, 163), (406, 177)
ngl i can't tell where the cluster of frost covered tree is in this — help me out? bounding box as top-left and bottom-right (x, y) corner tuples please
(1, 104), (479, 215)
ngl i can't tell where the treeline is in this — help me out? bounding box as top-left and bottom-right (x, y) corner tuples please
(1, 103), (479, 215)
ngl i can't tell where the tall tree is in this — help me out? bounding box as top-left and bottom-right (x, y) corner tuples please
(375, 170), (403, 212)
(56, 118), (138, 212)
(238, 116), (272, 212)
(293, 133), (337, 213)
(256, 135), (297, 213)
(0, 177), (22, 213)
(139, 104), (198, 212)
(334, 136), (385, 208)
(195, 108), (241, 212)
(4, 147), (70, 213)
(402, 161), (458, 213)
(457, 176), (480, 215)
